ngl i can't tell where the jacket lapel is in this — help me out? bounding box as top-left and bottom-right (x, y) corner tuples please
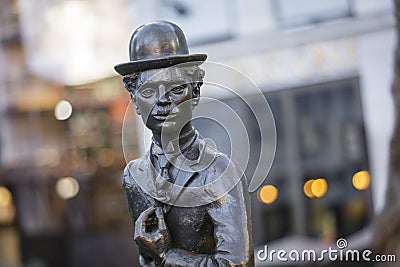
(161, 159), (197, 214)
(127, 138), (212, 214)
(167, 139), (208, 206)
(128, 152), (158, 202)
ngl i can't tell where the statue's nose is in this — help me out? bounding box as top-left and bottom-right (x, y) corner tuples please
(157, 85), (170, 105)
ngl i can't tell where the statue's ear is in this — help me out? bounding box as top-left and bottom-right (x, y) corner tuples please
(130, 92), (141, 115)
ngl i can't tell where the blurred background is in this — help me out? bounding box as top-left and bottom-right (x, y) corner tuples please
(0, 0), (396, 266)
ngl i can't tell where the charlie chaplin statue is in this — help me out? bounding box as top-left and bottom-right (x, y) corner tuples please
(114, 21), (254, 266)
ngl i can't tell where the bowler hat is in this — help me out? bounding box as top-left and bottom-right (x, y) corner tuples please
(114, 21), (207, 75)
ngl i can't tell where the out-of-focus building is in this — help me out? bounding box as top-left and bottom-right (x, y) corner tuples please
(0, 0), (395, 266)
(0, 1), (138, 266)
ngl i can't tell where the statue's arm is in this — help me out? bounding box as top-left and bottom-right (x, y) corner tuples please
(122, 165), (136, 223)
(122, 165), (157, 267)
(163, 177), (254, 267)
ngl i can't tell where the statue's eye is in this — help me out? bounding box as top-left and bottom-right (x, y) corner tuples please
(140, 88), (155, 98)
(170, 84), (187, 94)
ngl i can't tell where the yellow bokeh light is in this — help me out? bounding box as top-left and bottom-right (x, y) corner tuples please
(97, 148), (116, 167)
(311, 178), (328, 198)
(54, 100), (73, 120)
(258, 185), (278, 204)
(0, 204), (16, 224)
(352, 171), (370, 191)
(303, 179), (315, 199)
(56, 177), (80, 200)
(0, 187), (12, 208)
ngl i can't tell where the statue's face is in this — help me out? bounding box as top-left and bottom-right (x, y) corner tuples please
(135, 67), (195, 134)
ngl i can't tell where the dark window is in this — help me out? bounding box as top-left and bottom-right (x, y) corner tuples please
(273, 0), (352, 28)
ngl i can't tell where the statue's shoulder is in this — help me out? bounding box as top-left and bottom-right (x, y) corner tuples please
(195, 136), (234, 168)
(125, 155), (147, 170)
(197, 147), (248, 200)
(122, 155), (149, 186)
(197, 138), (243, 184)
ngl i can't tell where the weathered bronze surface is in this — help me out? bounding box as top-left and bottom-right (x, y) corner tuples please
(115, 21), (254, 266)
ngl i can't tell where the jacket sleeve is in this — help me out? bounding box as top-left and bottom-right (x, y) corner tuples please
(122, 164), (157, 267)
(163, 175), (254, 267)
(122, 164), (136, 224)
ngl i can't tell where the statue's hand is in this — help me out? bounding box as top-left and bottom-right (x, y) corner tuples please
(134, 206), (171, 263)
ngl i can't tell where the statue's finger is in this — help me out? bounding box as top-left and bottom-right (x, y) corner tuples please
(134, 225), (156, 242)
(134, 221), (144, 239)
(137, 206), (156, 228)
(148, 231), (162, 242)
(155, 207), (167, 229)
(135, 207), (155, 238)
(155, 207), (164, 221)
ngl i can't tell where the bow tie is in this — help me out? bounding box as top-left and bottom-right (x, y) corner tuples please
(152, 140), (180, 155)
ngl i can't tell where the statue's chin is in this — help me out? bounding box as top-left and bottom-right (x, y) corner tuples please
(147, 122), (181, 135)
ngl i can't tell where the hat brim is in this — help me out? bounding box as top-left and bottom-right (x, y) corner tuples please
(114, 54), (207, 76)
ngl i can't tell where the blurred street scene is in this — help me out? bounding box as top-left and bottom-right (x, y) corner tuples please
(0, 0), (396, 266)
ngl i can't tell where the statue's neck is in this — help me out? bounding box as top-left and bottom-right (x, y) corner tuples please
(152, 123), (195, 150)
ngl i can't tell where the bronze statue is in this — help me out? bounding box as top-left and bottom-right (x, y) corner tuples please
(114, 21), (254, 266)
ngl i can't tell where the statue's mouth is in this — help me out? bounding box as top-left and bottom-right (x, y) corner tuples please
(153, 112), (177, 121)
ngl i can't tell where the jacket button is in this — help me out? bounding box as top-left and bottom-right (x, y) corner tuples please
(157, 190), (170, 202)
